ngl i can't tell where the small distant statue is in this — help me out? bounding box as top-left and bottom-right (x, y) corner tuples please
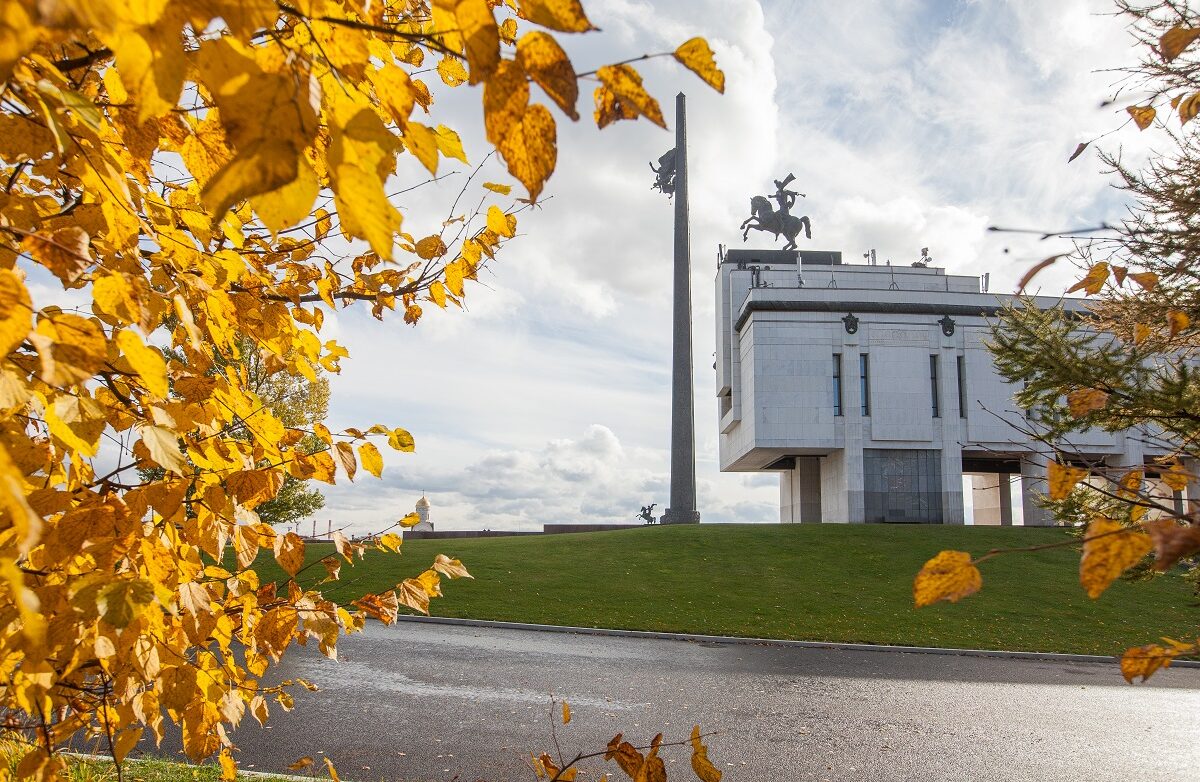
(740, 173), (812, 250)
(649, 149), (676, 195)
(637, 503), (658, 524)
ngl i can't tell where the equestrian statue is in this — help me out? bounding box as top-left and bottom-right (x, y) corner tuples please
(740, 173), (812, 250)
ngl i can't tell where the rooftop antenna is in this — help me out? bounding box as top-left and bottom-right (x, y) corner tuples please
(888, 263), (899, 290)
(863, 249), (877, 266)
(982, 272), (991, 293)
(913, 247), (931, 268)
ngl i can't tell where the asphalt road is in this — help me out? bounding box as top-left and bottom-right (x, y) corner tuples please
(205, 622), (1200, 782)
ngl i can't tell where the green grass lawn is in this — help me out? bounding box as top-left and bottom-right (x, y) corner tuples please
(253, 524), (1198, 656)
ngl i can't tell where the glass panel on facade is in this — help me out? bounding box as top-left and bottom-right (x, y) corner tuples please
(832, 353), (843, 417)
(863, 449), (944, 523)
(930, 354), (940, 418)
(859, 353), (870, 416)
(956, 355), (967, 418)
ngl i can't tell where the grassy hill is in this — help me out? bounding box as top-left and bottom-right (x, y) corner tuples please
(259, 524), (1198, 656)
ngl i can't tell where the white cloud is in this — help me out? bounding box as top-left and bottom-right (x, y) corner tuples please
(313, 423), (772, 532)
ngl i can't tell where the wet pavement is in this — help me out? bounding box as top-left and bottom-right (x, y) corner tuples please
(194, 622), (1200, 781)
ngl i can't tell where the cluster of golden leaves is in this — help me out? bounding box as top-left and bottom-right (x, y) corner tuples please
(0, 0), (725, 779)
(914, 466), (1200, 681)
(530, 701), (722, 782)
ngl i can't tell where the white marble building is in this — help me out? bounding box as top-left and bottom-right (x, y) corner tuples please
(714, 248), (1168, 525)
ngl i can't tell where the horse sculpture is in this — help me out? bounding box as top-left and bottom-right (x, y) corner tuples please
(740, 195), (812, 250)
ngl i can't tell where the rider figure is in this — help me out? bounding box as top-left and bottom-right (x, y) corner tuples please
(771, 175), (802, 219)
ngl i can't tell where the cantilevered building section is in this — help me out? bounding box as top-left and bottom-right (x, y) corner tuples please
(714, 248), (1169, 525)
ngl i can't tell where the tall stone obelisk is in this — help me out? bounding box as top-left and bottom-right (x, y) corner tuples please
(662, 93), (700, 525)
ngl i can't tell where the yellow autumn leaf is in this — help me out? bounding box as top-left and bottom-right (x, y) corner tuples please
(497, 102), (557, 200)
(403, 122), (441, 175)
(499, 17), (518, 44)
(226, 470), (283, 507)
(433, 554), (472, 579)
(251, 156), (320, 235)
(93, 272), (149, 327)
(96, 578), (155, 629)
(288, 756), (314, 772)
(1179, 92), (1200, 125)
(202, 139), (302, 221)
(1066, 262), (1109, 295)
(1047, 460), (1088, 501)
(451, 0), (500, 83)
(273, 531), (306, 577)
(596, 64), (665, 128)
(116, 329), (169, 398)
(378, 532), (403, 552)
(1168, 310), (1190, 336)
(320, 555), (342, 582)
(1117, 469), (1143, 499)
(416, 235), (449, 259)
(388, 427), (416, 452)
(486, 205), (517, 238)
(31, 313), (108, 386)
(1122, 642), (1192, 683)
(106, 24), (187, 122)
(1161, 462), (1190, 492)
(1066, 388), (1108, 418)
(562, 700), (571, 724)
(0, 269), (32, 356)
(331, 441), (355, 482)
(913, 550), (981, 608)
(1127, 104), (1156, 130)
(332, 164), (402, 260)
(399, 511), (422, 527)
(1134, 322), (1151, 343)
(0, 441), (41, 555)
(518, 0), (596, 32)
(484, 59), (530, 146)
(516, 31), (579, 120)
(219, 748), (236, 782)
(690, 725), (722, 782)
(438, 56), (469, 86)
(1080, 518), (1152, 599)
(44, 394), (106, 457)
(435, 124), (469, 164)
(429, 280), (448, 308)
(138, 424), (189, 475)
(674, 37), (725, 94)
(444, 259), (467, 297)
(1161, 25), (1200, 62)
(359, 441), (384, 478)
(595, 86), (646, 133)
(22, 226), (92, 285)
(483, 181), (512, 194)
(1129, 271), (1158, 291)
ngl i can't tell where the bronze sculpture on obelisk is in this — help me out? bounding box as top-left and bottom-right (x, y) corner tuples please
(650, 93), (700, 525)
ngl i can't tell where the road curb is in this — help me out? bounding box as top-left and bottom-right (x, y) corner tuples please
(395, 614), (1200, 668)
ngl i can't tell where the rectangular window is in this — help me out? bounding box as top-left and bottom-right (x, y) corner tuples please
(832, 353), (843, 417)
(956, 355), (967, 418)
(859, 353), (871, 417)
(930, 355), (940, 418)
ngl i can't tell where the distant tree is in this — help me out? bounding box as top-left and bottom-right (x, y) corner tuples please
(140, 337), (330, 526)
(913, 0), (1200, 684)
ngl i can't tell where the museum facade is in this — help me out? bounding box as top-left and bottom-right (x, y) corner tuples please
(714, 248), (1166, 525)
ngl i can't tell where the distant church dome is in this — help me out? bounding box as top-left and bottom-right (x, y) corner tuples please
(411, 495), (433, 532)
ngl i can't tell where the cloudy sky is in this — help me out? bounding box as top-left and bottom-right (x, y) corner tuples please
(310, 0), (1157, 534)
